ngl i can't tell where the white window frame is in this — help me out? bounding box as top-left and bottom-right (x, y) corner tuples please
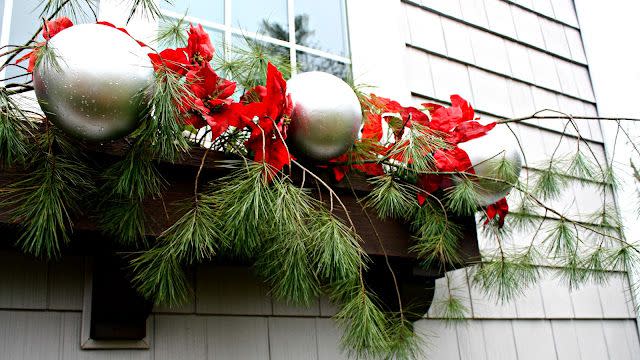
(160, 0), (352, 75)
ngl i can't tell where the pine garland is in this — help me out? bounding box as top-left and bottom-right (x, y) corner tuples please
(1, 3), (640, 359)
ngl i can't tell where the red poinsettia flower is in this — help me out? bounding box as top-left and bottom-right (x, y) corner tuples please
(361, 112), (383, 142)
(368, 94), (429, 138)
(97, 21), (147, 47)
(180, 63), (242, 137)
(17, 17), (74, 72)
(186, 24), (214, 65)
(148, 48), (191, 75)
(484, 197), (509, 227)
(241, 63), (293, 176)
(424, 94), (496, 145)
(433, 147), (473, 173)
(149, 23), (215, 75)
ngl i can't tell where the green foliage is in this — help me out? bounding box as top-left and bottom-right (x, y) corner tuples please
(157, 16), (189, 48)
(472, 251), (540, 302)
(544, 219), (576, 258)
(130, 247), (190, 307)
(215, 34), (291, 90)
(212, 162), (277, 256)
(410, 202), (463, 268)
(125, 0), (165, 23)
(335, 289), (390, 359)
(309, 213), (365, 283)
(158, 196), (229, 264)
(3, 130), (93, 258)
(444, 178), (478, 216)
(365, 175), (418, 219)
(103, 144), (164, 201)
(38, 0), (97, 21)
(533, 164), (568, 201)
(567, 151), (597, 180)
(0, 90), (34, 167)
(256, 181), (320, 305)
(99, 199), (147, 246)
(385, 317), (424, 360)
(137, 70), (191, 162)
(386, 123), (447, 173)
(431, 294), (469, 321)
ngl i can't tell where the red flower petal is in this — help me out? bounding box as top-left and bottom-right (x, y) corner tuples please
(43, 17), (73, 40)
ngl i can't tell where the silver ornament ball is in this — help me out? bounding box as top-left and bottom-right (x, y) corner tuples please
(34, 23), (153, 141)
(457, 125), (523, 207)
(286, 71), (363, 161)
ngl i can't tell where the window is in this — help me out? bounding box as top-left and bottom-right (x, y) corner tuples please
(0, 0), (97, 81)
(161, 0), (352, 80)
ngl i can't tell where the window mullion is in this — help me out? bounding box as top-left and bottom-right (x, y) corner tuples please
(224, 0), (232, 58)
(287, 0), (296, 74)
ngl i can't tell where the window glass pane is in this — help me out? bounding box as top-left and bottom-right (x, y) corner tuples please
(295, 0), (349, 56)
(297, 51), (351, 81)
(162, 0), (224, 25)
(227, 34), (290, 93)
(0, 0), (5, 35)
(7, 0), (95, 81)
(232, 0), (288, 41)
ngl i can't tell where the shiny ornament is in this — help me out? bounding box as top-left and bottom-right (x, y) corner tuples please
(457, 125), (523, 207)
(34, 23), (153, 141)
(286, 71), (362, 161)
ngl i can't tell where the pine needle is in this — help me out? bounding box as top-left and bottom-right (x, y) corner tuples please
(385, 317), (424, 360)
(0, 90), (35, 167)
(102, 144), (165, 201)
(445, 178), (479, 216)
(335, 289), (390, 359)
(364, 175), (418, 219)
(130, 247), (190, 306)
(533, 165), (567, 201)
(309, 213), (366, 283)
(212, 162), (277, 256)
(256, 181), (320, 305)
(3, 130), (94, 258)
(38, 0), (97, 21)
(156, 15), (189, 48)
(471, 253), (540, 303)
(544, 220), (576, 258)
(136, 70), (191, 162)
(410, 203), (463, 268)
(159, 195), (229, 263)
(99, 199), (147, 246)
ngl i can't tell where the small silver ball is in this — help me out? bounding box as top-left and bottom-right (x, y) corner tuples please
(457, 125), (523, 207)
(34, 23), (153, 141)
(286, 72), (362, 161)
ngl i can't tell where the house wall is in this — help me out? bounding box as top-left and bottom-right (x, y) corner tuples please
(0, 0), (638, 359)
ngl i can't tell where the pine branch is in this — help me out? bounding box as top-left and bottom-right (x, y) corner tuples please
(364, 175), (418, 219)
(130, 247), (190, 306)
(2, 129), (94, 258)
(0, 89), (36, 167)
(135, 70), (191, 162)
(335, 288), (390, 359)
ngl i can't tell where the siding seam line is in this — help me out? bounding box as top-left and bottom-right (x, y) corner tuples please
(406, 43), (595, 104)
(410, 91), (604, 145)
(402, 0), (586, 66)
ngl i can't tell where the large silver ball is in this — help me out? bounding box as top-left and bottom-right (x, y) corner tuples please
(457, 125), (523, 207)
(34, 23), (153, 141)
(286, 72), (362, 161)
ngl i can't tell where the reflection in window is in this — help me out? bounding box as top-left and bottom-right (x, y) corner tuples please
(297, 51), (351, 81)
(162, 0), (352, 79)
(5, 0), (96, 81)
(232, 0), (288, 41)
(295, 0), (349, 56)
(166, 0), (224, 25)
